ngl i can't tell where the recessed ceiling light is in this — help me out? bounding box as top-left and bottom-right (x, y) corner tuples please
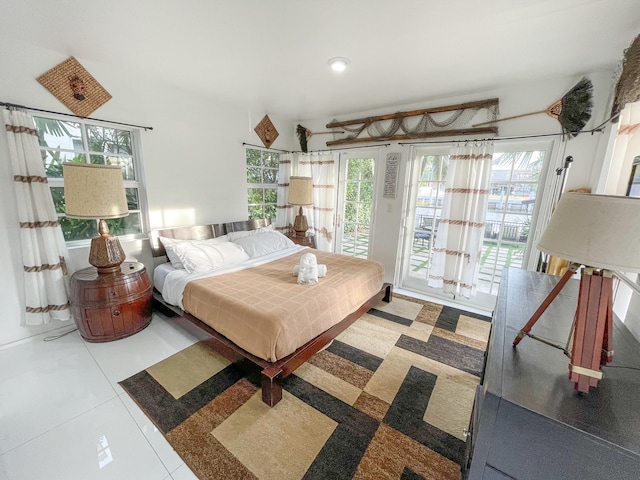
(328, 57), (350, 72)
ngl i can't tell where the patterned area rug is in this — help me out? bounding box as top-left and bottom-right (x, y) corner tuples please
(120, 294), (491, 480)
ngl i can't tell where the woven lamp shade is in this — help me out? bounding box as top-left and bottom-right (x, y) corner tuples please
(537, 193), (640, 273)
(63, 163), (128, 219)
(63, 162), (129, 273)
(287, 176), (313, 205)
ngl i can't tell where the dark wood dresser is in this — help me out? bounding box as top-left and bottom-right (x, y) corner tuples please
(465, 267), (640, 479)
(69, 262), (153, 342)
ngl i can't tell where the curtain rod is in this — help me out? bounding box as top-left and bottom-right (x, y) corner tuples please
(242, 142), (290, 153)
(397, 127), (606, 146)
(0, 101), (153, 131)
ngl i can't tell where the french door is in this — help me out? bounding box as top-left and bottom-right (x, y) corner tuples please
(334, 151), (377, 259)
(400, 141), (551, 309)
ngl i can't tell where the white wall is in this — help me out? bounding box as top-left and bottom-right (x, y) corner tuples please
(0, 49), (296, 346)
(0, 42), (625, 346)
(299, 69), (617, 289)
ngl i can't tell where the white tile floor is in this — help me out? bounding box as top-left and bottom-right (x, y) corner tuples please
(0, 312), (210, 480)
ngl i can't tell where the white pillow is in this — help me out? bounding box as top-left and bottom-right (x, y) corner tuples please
(226, 224), (274, 241)
(230, 231), (295, 258)
(159, 235), (229, 269)
(171, 241), (250, 273)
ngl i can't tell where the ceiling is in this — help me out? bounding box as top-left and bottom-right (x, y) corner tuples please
(2, 0), (640, 120)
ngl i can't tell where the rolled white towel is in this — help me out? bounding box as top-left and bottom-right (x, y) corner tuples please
(297, 252), (319, 285)
(293, 264), (327, 277)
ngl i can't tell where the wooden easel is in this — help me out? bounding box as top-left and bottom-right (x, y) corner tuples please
(513, 265), (614, 393)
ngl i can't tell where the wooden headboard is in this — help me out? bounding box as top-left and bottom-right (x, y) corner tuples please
(149, 218), (272, 258)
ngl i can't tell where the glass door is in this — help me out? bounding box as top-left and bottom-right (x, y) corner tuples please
(400, 142), (550, 309)
(335, 152), (376, 259)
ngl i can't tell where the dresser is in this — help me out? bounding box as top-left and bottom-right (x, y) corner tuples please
(69, 262), (153, 342)
(465, 267), (640, 479)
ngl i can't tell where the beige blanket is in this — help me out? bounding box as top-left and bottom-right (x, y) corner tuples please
(182, 250), (384, 361)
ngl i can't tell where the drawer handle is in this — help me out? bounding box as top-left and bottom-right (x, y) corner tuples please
(463, 428), (470, 438)
(113, 309), (121, 316)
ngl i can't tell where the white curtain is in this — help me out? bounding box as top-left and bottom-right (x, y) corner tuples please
(603, 101), (640, 194)
(428, 140), (493, 298)
(4, 108), (71, 324)
(275, 152), (337, 251)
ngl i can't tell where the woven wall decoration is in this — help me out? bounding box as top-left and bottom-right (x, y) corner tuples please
(325, 98), (499, 147)
(254, 114), (279, 148)
(37, 56), (112, 117)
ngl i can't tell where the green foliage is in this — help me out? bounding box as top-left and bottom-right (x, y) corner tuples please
(59, 217), (96, 241)
(106, 214), (141, 236)
(246, 148), (261, 166)
(246, 148), (279, 220)
(342, 157), (375, 250)
(247, 188), (263, 204)
(263, 168), (277, 183)
(264, 188), (277, 203)
(247, 167), (262, 183)
(248, 204), (276, 220)
(263, 152), (279, 168)
(346, 182), (358, 201)
(87, 125), (131, 155)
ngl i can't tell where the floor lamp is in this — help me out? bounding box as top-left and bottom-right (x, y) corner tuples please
(288, 176), (313, 237)
(513, 193), (640, 393)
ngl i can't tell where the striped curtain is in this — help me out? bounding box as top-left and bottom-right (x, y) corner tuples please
(427, 140), (493, 298)
(4, 108), (71, 325)
(275, 152), (337, 251)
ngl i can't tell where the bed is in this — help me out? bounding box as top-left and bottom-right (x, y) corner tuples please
(149, 219), (392, 406)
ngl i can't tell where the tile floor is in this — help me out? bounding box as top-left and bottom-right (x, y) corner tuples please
(0, 289), (484, 480)
(0, 312), (210, 480)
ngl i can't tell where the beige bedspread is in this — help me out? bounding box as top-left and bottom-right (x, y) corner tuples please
(182, 250), (384, 361)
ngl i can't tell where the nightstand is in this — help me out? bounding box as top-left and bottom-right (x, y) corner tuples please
(69, 262), (153, 342)
(289, 233), (316, 248)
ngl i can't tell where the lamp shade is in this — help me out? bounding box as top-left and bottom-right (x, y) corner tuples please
(537, 193), (640, 272)
(63, 163), (129, 219)
(287, 176), (313, 205)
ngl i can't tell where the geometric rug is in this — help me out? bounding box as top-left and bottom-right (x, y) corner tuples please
(119, 294), (491, 480)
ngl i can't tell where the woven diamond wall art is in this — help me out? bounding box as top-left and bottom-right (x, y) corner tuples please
(37, 56), (112, 117)
(254, 114), (279, 148)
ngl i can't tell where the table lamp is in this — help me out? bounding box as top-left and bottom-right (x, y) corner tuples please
(288, 176), (313, 237)
(63, 162), (129, 274)
(513, 193), (640, 393)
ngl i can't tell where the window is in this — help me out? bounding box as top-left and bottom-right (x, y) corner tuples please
(246, 147), (279, 220)
(35, 116), (145, 242)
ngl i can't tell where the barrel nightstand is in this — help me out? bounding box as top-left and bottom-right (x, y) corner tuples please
(69, 261), (153, 342)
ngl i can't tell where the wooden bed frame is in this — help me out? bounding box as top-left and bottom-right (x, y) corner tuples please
(149, 219), (393, 406)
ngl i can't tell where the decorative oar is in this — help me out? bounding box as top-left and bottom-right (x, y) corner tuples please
(296, 124), (343, 152)
(473, 78), (593, 137)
